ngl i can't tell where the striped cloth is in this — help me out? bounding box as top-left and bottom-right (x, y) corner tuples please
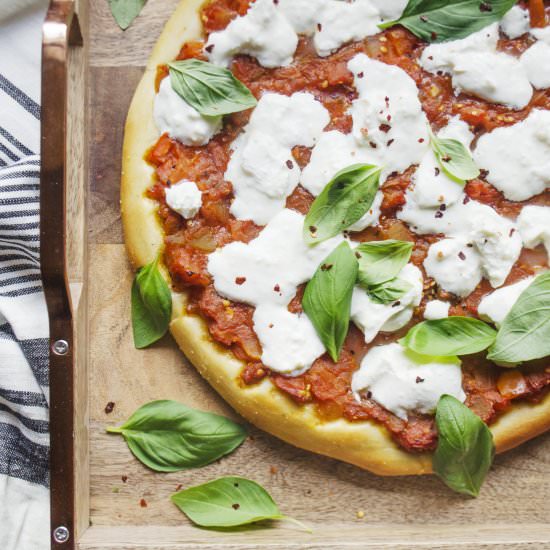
(0, 1), (51, 549)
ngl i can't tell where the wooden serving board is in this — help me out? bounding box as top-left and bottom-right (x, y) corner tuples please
(62, 1), (550, 547)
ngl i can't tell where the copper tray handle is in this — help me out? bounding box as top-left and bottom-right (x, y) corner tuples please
(41, 2), (82, 548)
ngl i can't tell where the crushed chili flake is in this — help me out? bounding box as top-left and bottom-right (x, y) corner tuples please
(235, 276), (246, 285)
(140, 499), (148, 508)
(104, 402), (115, 414)
(121, 475), (128, 483)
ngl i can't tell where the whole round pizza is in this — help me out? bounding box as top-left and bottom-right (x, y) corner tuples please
(122, 0), (550, 493)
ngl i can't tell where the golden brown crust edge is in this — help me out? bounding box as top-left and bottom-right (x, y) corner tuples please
(120, 0), (550, 476)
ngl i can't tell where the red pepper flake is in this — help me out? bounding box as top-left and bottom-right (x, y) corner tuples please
(387, 139), (394, 147)
(270, 465), (278, 474)
(355, 252), (361, 259)
(416, 376), (425, 383)
(321, 263), (333, 271)
(434, 211), (444, 219)
(317, 23), (322, 31)
(366, 391), (373, 399)
(418, 138), (425, 143)
(357, 71), (364, 78)
(431, 31), (438, 40)
(121, 475), (128, 483)
(104, 402), (115, 414)
(392, 300), (401, 308)
(176, 484), (183, 491)
(379, 123), (391, 133)
(235, 277), (246, 285)
(369, 141), (378, 148)
(439, 203), (447, 211)
(458, 251), (466, 261)
(140, 499), (148, 508)
(479, 1), (492, 12)
(232, 503), (240, 510)
(274, 284), (281, 292)
(309, 225), (317, 235)
(386, 114), (392, 122)
(286, 159), (294, 169)
(463, 196), (470, 204)
(509, 228), (515, 237)
(420, 15), (428, 22)
(205, 44), (214, 53)
(434, 167), (440, 176)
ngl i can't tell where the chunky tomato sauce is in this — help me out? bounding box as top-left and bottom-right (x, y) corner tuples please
(147, 0), (550, 452)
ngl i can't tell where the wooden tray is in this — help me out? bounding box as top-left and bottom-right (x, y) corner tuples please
(45, 1), (550, 548)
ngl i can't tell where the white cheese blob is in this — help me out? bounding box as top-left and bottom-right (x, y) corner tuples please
(208, 208), (342, 308)
(424, 300), (450, 320)
(424, 237), (483, 297)
(164, 180), (202, 219)
(521, 41), (550, 90)
(253, 304), (325, 376)
(351, 343), (465, 420)
(473, 109), (550, 201)
(478, 277), (534, 327)
(411, 117), (474, 208)
(517, 205), (550, 255)
(205, 0), (298, 68)
(350, 264), (423, 343)
(154, 77), (222, 146)
(301, 55), (429, 199)
(226, 92), (329, 224)
(420, 24), (532, 109)
(500, 6), (530, 39)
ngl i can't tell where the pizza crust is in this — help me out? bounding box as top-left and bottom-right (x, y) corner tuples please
(121, 0), (550, 475)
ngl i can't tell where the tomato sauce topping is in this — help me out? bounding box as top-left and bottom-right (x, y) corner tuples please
(146, 0), (550, 452)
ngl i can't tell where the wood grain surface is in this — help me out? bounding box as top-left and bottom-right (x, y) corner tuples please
(83, 0), (550, 547)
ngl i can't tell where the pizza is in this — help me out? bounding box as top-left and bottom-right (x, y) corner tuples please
(121, 0), (550, 486)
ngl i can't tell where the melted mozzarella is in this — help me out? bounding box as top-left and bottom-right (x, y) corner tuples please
(478, 277), (534, 327)
(205, 0), (298, 68)
(253, 304), (325, 375)
(424, 237), (482, 297)
(208, 208), (342, 308)
(521, 41), (550, 90)
(226, 92), (329, 224)
(500, 6), (530, 39)
(351, 343), (465, 420)
(517, 205), (550, 255)
(411, 117), (473, 208)
(165, 181), (202, 219)
(474, 109), (550, 201)
(424, 300), (450, 320)
(154, 77), (222, 146)
(350, 264), (423, 343)
(420, 24), (532, 109)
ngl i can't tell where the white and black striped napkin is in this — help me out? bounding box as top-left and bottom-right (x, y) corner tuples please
(0, 1), (51, 549)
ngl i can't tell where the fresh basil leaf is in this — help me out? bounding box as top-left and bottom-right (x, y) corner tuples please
(401, 317), (496, 356)
(488, 272), (550, 363)
(379, 0), (517, 43)
(434, 395), (495, 497)
(431, 133), (480, 182)
(304, 164), (381, 244)
(131, 256), (172, 349)
(303, 242), (358, 362)
(356, 240), (413, 287)
(368, 278), (412, 304)
(171, 476), (310, 531)
(168, 59), (257, 117)
(109, 0), (147, 30)
(106, 401), (247, 472)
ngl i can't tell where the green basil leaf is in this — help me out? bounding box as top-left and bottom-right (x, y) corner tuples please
(401, 317), (496, 356)
(434, 395), (495, 497)
(106, 401), (247, 472)
(356, 240), (413, 287)
(168, 59), (257, 117)
(379, 0), (517, 43)
(487, 272), (550, 363)
(431, 133), (480, 182)
(171, 476), (310, 531)
(368, 278), (412, 304)
(304, 164), (381, 244)
(303, 242), (358, 362)
(108, 0), (147, 30)
(131, 256), (172, 349)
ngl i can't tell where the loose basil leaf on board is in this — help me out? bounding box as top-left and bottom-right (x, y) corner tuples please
(356, 240), (413, 287)
(379, 0), (518, 43)
(109, 0), (147, 30)
(131, 256), (172, 349)
(434, 395), (495, 497)
(106, 401), (247, 472)
(304, 164), (381, 244)
(171, 476), (311, 531)
(430, 133), (480, 182)
(401, 317), (496, 356)
(168, 59), (257, 116)
(367, 278), (412, 305)
(488, 272), (550, 363)
(303, 242), (358, 362)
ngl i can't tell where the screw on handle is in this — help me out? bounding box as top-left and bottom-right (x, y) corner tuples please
(53, 526), (70, 544)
